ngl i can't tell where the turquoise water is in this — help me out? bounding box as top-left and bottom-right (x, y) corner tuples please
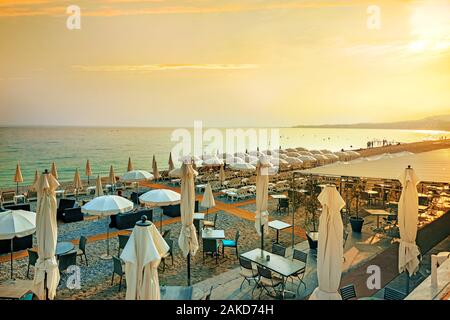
(0, 127), (447, 189)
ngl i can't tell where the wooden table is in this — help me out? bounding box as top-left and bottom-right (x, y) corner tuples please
(160, 286), (204, 300)
(0, 279), (33, 299)
(366, 209), (395, 229)
(241, 248), (306, 299)
(268, 220), (291, 244)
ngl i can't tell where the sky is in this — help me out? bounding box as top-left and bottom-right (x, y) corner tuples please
(0, 0), (449, 127)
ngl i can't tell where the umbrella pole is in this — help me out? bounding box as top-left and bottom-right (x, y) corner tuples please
(106, 218), (110, 257)
(16, 182), (19, 195)
(10, 239), (13, 279)
(261, 224), (264, 252)
(160, 207), (163, 232)
(187, 253), (191, 286)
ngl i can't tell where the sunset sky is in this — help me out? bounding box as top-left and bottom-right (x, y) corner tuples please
(0, 0), (449, 127)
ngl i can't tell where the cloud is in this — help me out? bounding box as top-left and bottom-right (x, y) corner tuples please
(72, 64), (259, 73)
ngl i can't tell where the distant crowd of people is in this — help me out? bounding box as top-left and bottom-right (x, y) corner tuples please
(366, 139), (397, 149)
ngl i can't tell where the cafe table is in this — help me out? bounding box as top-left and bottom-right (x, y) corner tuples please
(55, 242), (75, 257)
(241, 248), (306, 299)
(366, 209), (395, 230)
(268, 220), (292, 244)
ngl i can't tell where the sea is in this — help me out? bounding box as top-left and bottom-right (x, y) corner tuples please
(0, 127), (448, 189)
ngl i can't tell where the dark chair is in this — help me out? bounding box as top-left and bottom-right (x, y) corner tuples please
(222, 230), (239, 259)
(239, 256), (257, 291)
(203, 213), (218, 229)
(0, 235), (33, 255)
(27, 249), (39, 278)
(271, 243), (286, 257)
(256, 265), (283, 299)
(289, 249), (307, 293)
(118, 234), (130, 256)
(205, 286), (213, 300)
(384, 287), (406, 300)
(163, 201), (199, 218)
(111, 256), (125, 292)
(76, 236), (88, 266)
(110, 209), (153, 230)
(306, 232), (318, 251)
(4, 203), (31, 211)
(161, 238), (174, 272)
(161, 229), (171, 239)
(203, 238), (219, 264)
(58, 251), (77, 272)
(62, 207), (84, 223)
(339, 284), (357, 300)
(57, 199), (76, 220)
(277, 198), (289, 214)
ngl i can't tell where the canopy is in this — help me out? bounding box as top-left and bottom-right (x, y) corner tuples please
(201, 183), (216, 209)
(32, 172), (60, 300)
(309, 186), (345, 300)
(301, 149), (450, 183)
(139, 189), (181, 207)
(81, 195), (133, 216)
(121, 221), (169, 300)
(398, 167), (421, 276)
(122, 170), (154, 182)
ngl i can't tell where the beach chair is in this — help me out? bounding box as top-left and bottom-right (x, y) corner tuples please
(256, 265), (283, 299)
(117, 234), (130, 256)
(221, 230), (239, 259)
(111, 256), (125, 291)
(161, 237), (174, 272)
(58, 251), (77, 273)
(76, 236), (89, 266)
(25, 190), (37, 202)
(1, 191), (16, 205)
(27, 249), (39, 279)
(202, 239), (219, 264)
(271, 243), (286, 257)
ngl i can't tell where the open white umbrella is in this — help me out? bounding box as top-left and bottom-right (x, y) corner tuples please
(122, 170), (154, 203)
(202, 156), (224, 167)
(309, 185), (345, 300)
(82, 195), (133, 259)
(85, 160), (92, 184)
(398, 166), (421, 292)
(178, 162), (199, 286)
(95, 175), (104, 197)
(32, 171), (60, 300)
(201, 183), (215, 213)
(152, 155), (161, 180)
(229, 162), (255, 171)
(14, 163), (24, 194)
(139, 189), (181, 230)
(121, 217), (169, 300)
(0, 209), (36, 278)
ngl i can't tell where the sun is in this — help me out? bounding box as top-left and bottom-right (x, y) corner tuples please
(408, 1), (450, 53)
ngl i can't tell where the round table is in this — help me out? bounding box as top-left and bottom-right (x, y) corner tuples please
(56, 242), (75, 256)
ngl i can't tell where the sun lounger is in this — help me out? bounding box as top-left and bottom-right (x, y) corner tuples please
(1, 191), (16, 206)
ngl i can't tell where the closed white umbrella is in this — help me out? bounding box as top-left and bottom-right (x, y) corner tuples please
(82, 195), (134, 259)
(139, 189), (181, 230)
(219, 165), (226, 184)
(95, 175), (104, 197)
(127, 157), (134, 172)
(398, 166), (421, 290)
(85, 160), (92, 184)
(178, 162), (199, 286)
(168, 152), (175, 171)
(152, 155), (161, 180)
(108, 165), (116, 193)
(32, 171), (60, 300)
(309, 185), (345, 300)
(201, 183), (216, 213)
(73, 168), (82, 200)
(255, 157), (270, 244)
(14, 162), (24, 194)
(50, 162), (58, 180)
(0, 209), (36, 278)
(121, 217), (169, 300)
(32, 170), (40, 190)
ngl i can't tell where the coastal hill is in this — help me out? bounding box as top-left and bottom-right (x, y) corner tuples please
(294, 114), (450, 131)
